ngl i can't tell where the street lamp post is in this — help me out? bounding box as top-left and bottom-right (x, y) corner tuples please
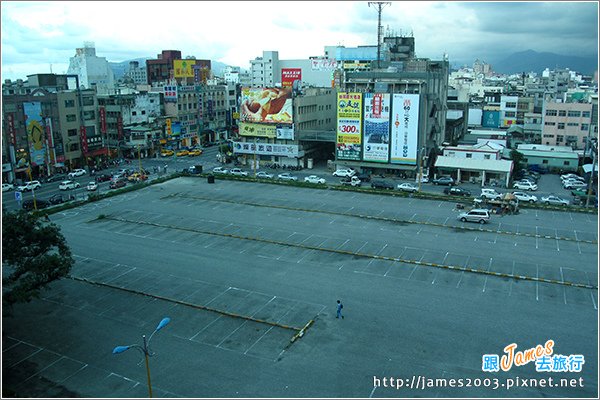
(417, 147), (426, 192)
(112, 317), (170, 398)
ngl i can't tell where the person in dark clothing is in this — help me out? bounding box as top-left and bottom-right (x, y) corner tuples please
(336, 300), (344, 319)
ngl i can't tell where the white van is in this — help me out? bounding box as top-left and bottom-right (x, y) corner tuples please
(457, 209), (491, 224)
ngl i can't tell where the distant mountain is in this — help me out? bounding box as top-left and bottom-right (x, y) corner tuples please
(109, 58), (235, 79)
(490, 50), (598, 76)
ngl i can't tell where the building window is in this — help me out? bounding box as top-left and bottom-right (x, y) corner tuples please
(466, 153), (472, 158)
(82, 97), (94, 106)
(64, 99), (75, 108)
(132, 111), (137, 116)
(581, 124), (589, 131)
(505, 111), (516, 117)
(83, 110), (95, 120)
(542, 159), (548, 164)
(544, 122), (556, 126)
(523, 158), (528, 162)
(582, 111), (591, 118)
(67, 128), (78, 137)
(506, 102), (517, 108)
(545, 109), (557, 116)
(66, 114), (77, 122)
(556, 135), (564, 143)
(558, 110), (566, 117)
(567, 111), (581, 118)
(557, 123), (565, 130)
(484, 154), (491, 159)
(567, 122), (579, 127)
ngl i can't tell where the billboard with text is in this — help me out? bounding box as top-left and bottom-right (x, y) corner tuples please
(281, 68), (301, 87)
(240, 87), (293, 124)
(363, 93), (390, 163)
(390, 94), (419, 165)
(24, 102), (46, 166)
(336, 92), (362, 161)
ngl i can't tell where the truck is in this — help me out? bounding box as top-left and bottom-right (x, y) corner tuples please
(340, 176), (362, 187)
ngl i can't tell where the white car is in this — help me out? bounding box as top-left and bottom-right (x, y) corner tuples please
(255, 171), (274, 179)
(230, 168), (248, 177)
(86, 181), (98, 191)
(332, 168), (355, 178)
(59, 180), (80, 191)
(415, 175), (429, 183)
(68, 168), (86, 178)
(541, 195), (569, 206)
(304, 175), (326, 184)
(2, 183), (14, 192)
(17, 181), (42, 191)
(513, 181), (538, 191)
(277, 173), (298, 181)
(560, 173), (581, 181)
(397, 182), (418, 192)
(512, 191), (538, 203)
(480, 188), (503, 200)
(563, 180), (587, 190)
(212, 167), (229, 174)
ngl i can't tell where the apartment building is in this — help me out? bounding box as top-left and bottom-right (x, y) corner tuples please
(66, 42), (115, 94)
(542, 101), (593, 149)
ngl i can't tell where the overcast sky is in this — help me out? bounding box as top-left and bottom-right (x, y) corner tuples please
(1, 1), (598, 81)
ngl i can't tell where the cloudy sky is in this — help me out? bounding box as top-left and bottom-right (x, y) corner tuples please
(1, 1), (598, 81)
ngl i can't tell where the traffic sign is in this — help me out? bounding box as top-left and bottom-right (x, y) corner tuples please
(15, 191), (22, 202)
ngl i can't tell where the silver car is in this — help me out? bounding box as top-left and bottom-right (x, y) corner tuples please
(541, 195), (569, 206)
(457, 209), (491, 224)
(277, 173), (298, 181)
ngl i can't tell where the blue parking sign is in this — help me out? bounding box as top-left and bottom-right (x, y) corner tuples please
(15, 191), (22, 202)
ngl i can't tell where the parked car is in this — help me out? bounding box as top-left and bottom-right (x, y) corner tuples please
(304, 175), (326, 184)
(541, 195), (569, 206)
(571, 188), (593, 197)
(480, 188), (503, 200)
(176, 150), (189, 157)
(109, 179), (127, 189)
(277, 173), (298, 181)
(230, 168), (249, 177)
(255, 171), (274, 179)
(443, 187), (471, 196)
(517, 176), (538, 184)
(2, 183), (14, 192)
(527, 164), (547, 174)
(432, 176), (454, 186)
(68, 168), (86, 178)
(47, 194), (64, 205)
(560, 173), (581, 181)
(95, 174), (112, 183)
(512, 191), (538, 203)
(371, 180), (394, 190)
(59, 180), (80, 191)
(415, 175), (430, 183)
(161, 149), (174, 157)
(340, 176), (362, 187)
(457, 209), (490, 224)
(563, 180), (587, 190)
(86, 182), (98, 191)
(45, 174), (67, 183)
(513, 181), (538, 191)
(356, 172), (371, 182)
(561, 175), (585, 184)
(22, 199), (49, 211)
(17, 181), (42, 191)
(397, 182), (418, 193)
(188, 149), (203, 156)
(212, 167), (230, 174)
(332, 168), (356, 178)
(128, 173), (148, 182)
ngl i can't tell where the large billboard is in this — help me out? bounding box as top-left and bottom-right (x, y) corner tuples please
(390, 94), (419, 165)
(23, 102), (46, 166)
(240, 87), (293, 125)
(239, 122), (277, 138)
(281, 68), (301, 88)
(173, 60), (194, 78)
(232, 142), (300, 158)
(482, 110), (500, 128)
(363, 93), (390, 163)
(336, 92), (362, 161)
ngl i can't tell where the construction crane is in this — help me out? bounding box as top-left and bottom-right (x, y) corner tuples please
(368, 1), (391, 68)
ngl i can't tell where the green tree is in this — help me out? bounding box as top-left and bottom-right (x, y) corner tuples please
(2, 210), (74, 311)
(510, 149), (525, 177)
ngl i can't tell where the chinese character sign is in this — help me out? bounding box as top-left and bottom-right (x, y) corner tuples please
(390, 94), (419, 165)
(23, 102), (46, 166)
(281, 68), (301, 88)
(336, 92), (363, 161)
(363, 93), (390, 163)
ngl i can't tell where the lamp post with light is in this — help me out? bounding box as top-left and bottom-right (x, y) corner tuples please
(112, 317), (171, 398)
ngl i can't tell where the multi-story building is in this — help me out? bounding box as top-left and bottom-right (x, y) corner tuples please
(249, 51), (334, 88)
(500, 95), (518, 127)
(146, 50), (182, 86)
(66, 42), (115, 94)
(124, 61), (148, 85)
(541, 101), (593, 149)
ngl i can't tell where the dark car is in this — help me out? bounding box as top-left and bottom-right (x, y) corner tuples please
(47, 194), (64, 205)
(432, 176), (455, 186)
(371, 180), (394, 190)
(109, 179), (127, 189)
(444, 187), (471, 196)
(356, 172), (371, 182)
(45, 174), (67, 183)
(95, 174), (112, 182)
(22, 199), (49, 211)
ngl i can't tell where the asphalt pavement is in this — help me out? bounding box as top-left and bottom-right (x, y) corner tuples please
(2, 174), (597, 397)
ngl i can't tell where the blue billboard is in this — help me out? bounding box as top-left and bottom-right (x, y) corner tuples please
(482, 111), (500, 128)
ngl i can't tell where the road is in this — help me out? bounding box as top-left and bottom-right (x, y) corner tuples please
(2, 175), (597, 397)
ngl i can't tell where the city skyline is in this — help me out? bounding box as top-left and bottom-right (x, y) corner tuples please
(1, 1), (598, 81)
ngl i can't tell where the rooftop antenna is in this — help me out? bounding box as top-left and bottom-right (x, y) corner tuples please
(368, 1), (391, 68)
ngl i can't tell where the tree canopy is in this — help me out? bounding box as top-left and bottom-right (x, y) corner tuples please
(2, 210), (73, 311)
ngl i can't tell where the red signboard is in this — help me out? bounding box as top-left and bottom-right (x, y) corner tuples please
(371, 94), (382, 117)
(80, 126), (88, 154)
(281, 68), (301, 88)
(117, 115), (123, 140)
(99, 107), (107, 134)
(6, 113), (16, 145)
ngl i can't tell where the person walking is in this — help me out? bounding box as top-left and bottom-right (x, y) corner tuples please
(336, 300), (344, 319)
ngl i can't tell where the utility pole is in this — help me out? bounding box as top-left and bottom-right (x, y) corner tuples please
(368, 2), (391, 69)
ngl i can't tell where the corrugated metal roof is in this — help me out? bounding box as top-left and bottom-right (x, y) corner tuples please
(434, 156), (513, 173)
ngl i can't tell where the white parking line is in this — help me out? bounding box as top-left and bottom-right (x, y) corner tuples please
(189, 315), (223, 341)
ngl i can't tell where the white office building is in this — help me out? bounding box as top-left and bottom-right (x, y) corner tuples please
(66, 42), (115, 94)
